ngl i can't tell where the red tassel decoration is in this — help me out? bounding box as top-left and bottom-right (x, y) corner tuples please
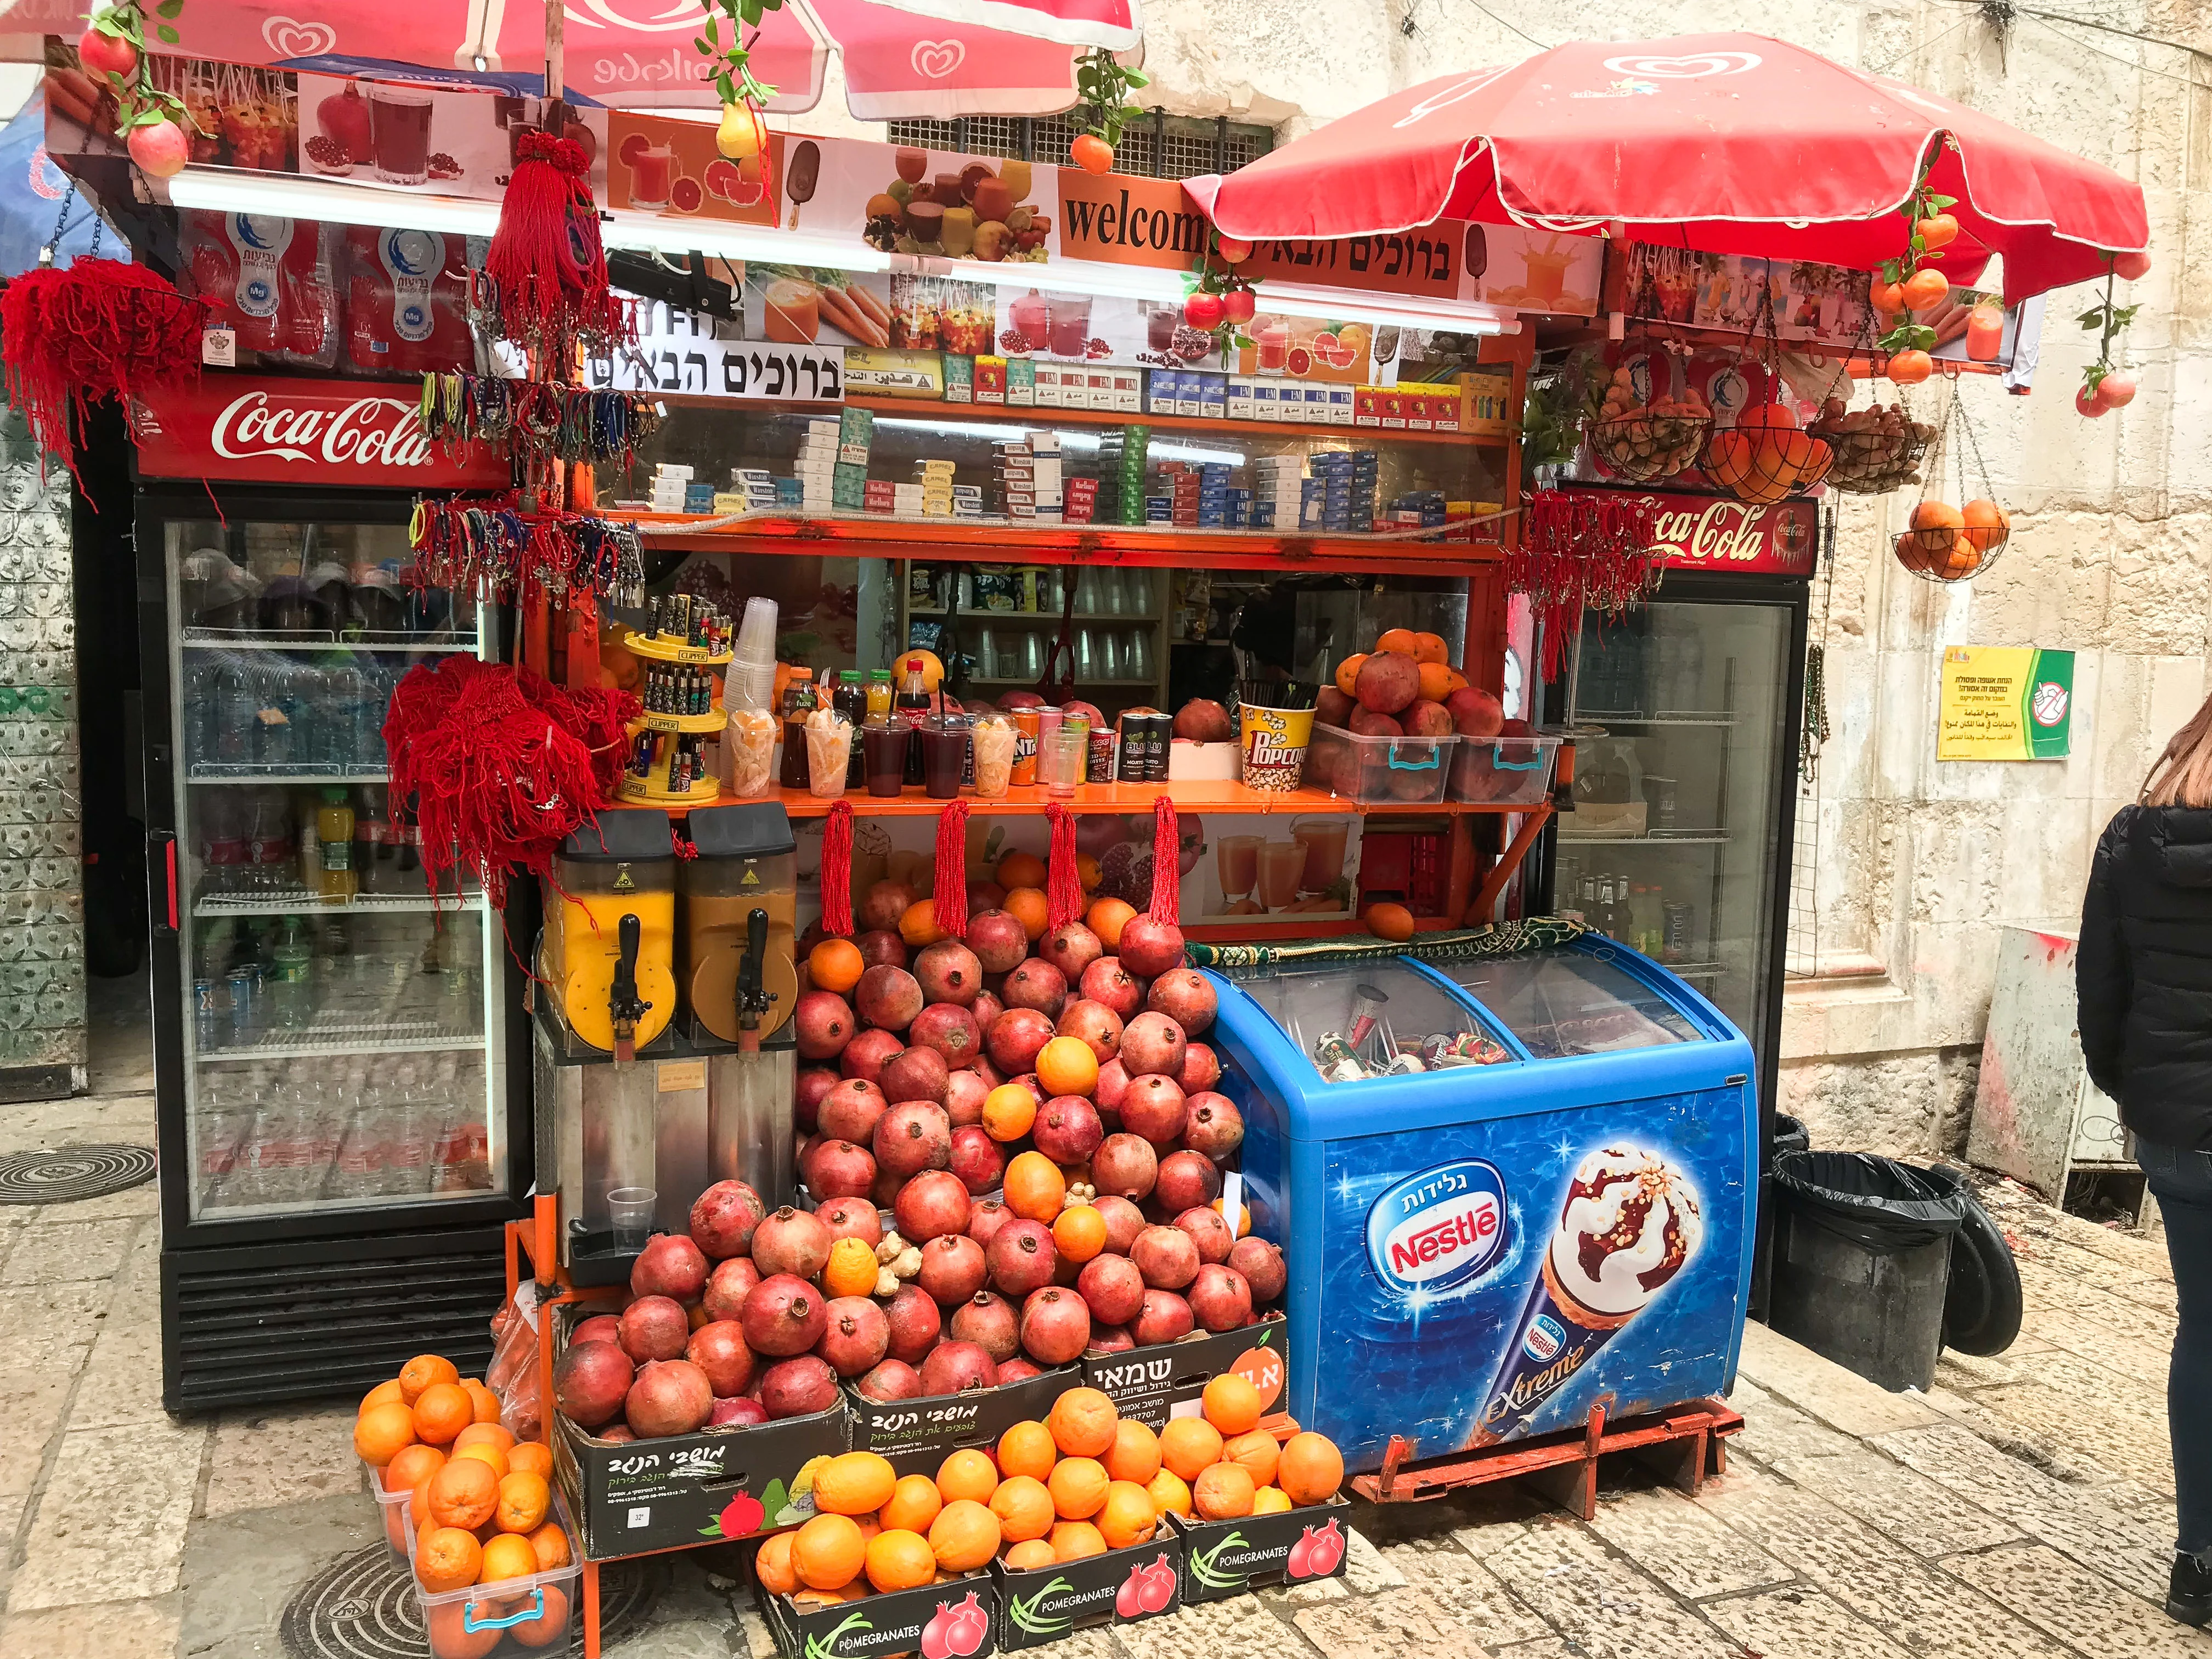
(1149, 796), (1181, 924)
(933, 800), (970, 938)
(3, 258), (206, 479)
(1045, 802), (1083, 930)
(486, 129), (630, 358)
(820, 801), (854, 938)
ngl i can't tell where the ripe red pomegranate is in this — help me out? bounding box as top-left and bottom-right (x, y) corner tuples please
(1131, 1289), (1194, 1345)
(794, 991), (857, 1060)
(709, 1396), (768, 1427)
(874, 1101), (953, 1178)
(883, 1284), (943, 1364)
(856, 1358), (924, 1402)
(856, 964), (925, 1031)
(1157, 1152), (1224, 1215)
(1119, 1074), (1189, 1145)
(1056, 999), (1124, 1064)
(840, 1028), (906, 1083)
(1183, 290), (1225, 330)
(1092, 1195), (1147, 1255)
(894, 1170), (972, 1242)
(1002, 958), (1069, 1019)
(1086, 1324), (1134, 1356)
(879, 1045), (951, 1105)
(689, 1180), (766, 1260)
(950, 1126), (1008, 1194)
(970, 991), (1006, 1033)
(918, 1340), (999, 1396)
(553, 1340), (633, 1427)
(626, 1358), (714, 1437)
(1117, 917), (1186, 979)
(987, 1007), (1057, 1075)
(1032, 1095), (1104, 1164)
(1093, 1058), (1132, 1121)
(741, 1274), (827, 1356)
(76, 26), (139, 76)
(1173, 1203), (1235, 1265)
(997, 1357), (1043, 1384)
(915, 940), (985, 1007)
(1131, 1224), (1200, 1290)
(966, 1197), (1013, 1249)
(630, 1234), (709, 1301)
(1228, 1237), (1286, 1302)
(944, 1067), (990, 1126)
(572, 1314), (621, 1348)
(1039, 922), (1104, 984)
(802, 1139), (877, 1201)
(795, 1066), (840, 1132)
(1121, 1012), (1188, 1080)
(1188, 1263), (1254, 1333)
(618, 1296), (692, 1363)
(815, 1195), (883, 1249)
(1079, 957), (1143, 1020)
(910, 1002), (983, 1066)
(817, 1077), (890, 1142)
(916, 1232), (990, 1305)
(987, 1218), (1059, 1297)
(1183, 1092), (1245, 1161)
(702, 1258), (760, 1323)
(1146, 969), (1217, 1035)
(1177, 1044), (1222, 1094)
(855, 929), (907, 969)
(127, 118), (189, 179)
(818, 1296), (892, 1376)
(759, 1354), (840, 1418)
(950, 1290), (1019, 1362)
(1075, 1252), (1146, 1325)
(686, 1321), (757, 1396)
(1020, 1286), (1092, 1365)
(752, 1207), (833, 1280)
(1092, 1134), (1159, 1200)
(861, 881), (916, 932)
(966, 909), (1030, 973)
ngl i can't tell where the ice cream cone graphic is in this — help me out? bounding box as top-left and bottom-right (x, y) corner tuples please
(1469, 1146), (1702, 1447)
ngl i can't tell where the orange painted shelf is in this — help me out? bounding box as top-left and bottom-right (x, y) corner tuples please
(668, 781), (1543, 818)
(840, 393), (1512, 449)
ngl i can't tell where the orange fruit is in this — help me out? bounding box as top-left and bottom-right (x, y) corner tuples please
(900, 900), (947, 948)
(1103, 1419), (1160, 1486)
(1003, 1151), (1068, 1222)
(1146, 1469), (1193, 1519)
(509, 1583), (571, 1649)
(408, 1476), (439, 1534)
(442, 1411), (506, 1455)
(507, 1442), (554, 1481)
(996, 1420), (1058, 1483)
(1910, 499), (1964, 532)
(1049, 1520), (1107, 1561)
(1416, 661), (1454, 703)
(936, 1448), (1000, 1504)
(928, 1498), (1002, 1571)
(1222, 1429), (1280, 1488)
(354, 1401), (419, 1468)
(428, 1458), (500, 1530)
(1047, 1387), (1118, 1458)
(1076, 853), (1101, 892)
(792, 1514), (868, 1590)
(755, 1531), (800, 1595)
(1444, 668), (1469, 693)
(853, 1513), (883, 1544)
(426, 1601), (501, 1659)
(1004, 1538), (1057, 1570)
(361, 1379), (406, 1415)
(983, 1084), (1040, 1143)
(383, 1442), (448, 1494)
(1252, 1486), (1294, 1514)
(452, 1442), (509, 1480)
(791, 1584), (867, 1608)
(1047, 1457), (1109, 1520)
(399, 1355), (461, 1404)
(1194, 1462), (1257, 1519)
(1033, 1038), (1098, 1101)
(527, 1520), (571, 1573)
(1097, 1480), (1159, 1548)
(1086, 897), (1136, 947)
(461, 1379), (502, 1424)
(1366, 901), (1415, 942)
(416, 1526), (483, 1593)
(480, 1532), (539, 1584)
(1159, 1418), (1223, 1483)
(1412, 631), (1450, 665)
(881, 1473), (943, 1534)
(1202, 1374), (1263, 1436)
(1052, 1204), (1107, 1264)
(1278, 1432), (1345, 1504)
(1212, 1196), (1253, 1237)
(809, 937), (866, 994)
(824, 1237), (881, 1300)
(1003, 887), (1049, 940)
(496, 1471), (551, 1534)
(990, 1475), (1055, 1542)
(815, 1452), (899, 1517)
(866, 1527), (940, 1592)
(1334, 654), (1367, 697)
(997, 851), (1048, 890)
(1375, 627), (1421, 657)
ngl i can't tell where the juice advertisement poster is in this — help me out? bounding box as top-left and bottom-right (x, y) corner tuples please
(740, 266), (898, 352)
(295, 72), (607, 199)
(1474, 226), (1601, 316)
(606, 112), (779, 225)
(1191, 813), (1362, 927)
(1230, 316), (1378, 383)
(808, 138), (1052, 267)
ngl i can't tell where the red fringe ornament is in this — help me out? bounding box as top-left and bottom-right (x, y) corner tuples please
(2, 258), (205, 478)
(1045, 802), (1083, 930)
(819, 801), (854, 938)
(486, 130), (630, 358)
(1149, 796), (1180, 925)
(933, 800), (970, 938)
(1507, 489), (1662, 679)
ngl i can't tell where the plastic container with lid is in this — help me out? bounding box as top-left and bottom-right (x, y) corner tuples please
(681, 803), (797, 1045)
(541, 809), (676, 1056)
(1301, 723), (1458, 805)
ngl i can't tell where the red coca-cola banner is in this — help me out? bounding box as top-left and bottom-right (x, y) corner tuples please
(1573, 489), (1818, 577)
(131, 377), (509, 490)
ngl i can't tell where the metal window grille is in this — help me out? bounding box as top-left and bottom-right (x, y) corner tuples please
(885, 113), (1270, 180)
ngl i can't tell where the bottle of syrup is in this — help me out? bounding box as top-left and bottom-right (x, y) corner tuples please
(778, 668), (816, 791)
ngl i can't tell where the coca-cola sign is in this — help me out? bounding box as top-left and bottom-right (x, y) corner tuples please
(1569, 488), (1816, 576)
(131, 378), (509, 489)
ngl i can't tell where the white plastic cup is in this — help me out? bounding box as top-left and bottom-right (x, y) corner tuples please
(607, 1186), (657, 1249)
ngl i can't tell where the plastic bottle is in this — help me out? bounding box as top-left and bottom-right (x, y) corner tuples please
(268, 919), (314, 1030)
(865, 668), (894, 723)
(184, 660), (218, 766)
(316, 787), (357, 904)
(777, 669), (816, 790)
(242, 788), (294, 894)
(896, 656), (931, 786)
(198, 791), (250, 897)
(250, 663), (295, 768)
(352, 785), (392, 895)
(213, 656), (254, 766)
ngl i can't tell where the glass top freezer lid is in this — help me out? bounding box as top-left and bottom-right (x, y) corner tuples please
(1224, 960), (1515, 1082)
(1438, 946), (1701, 1058)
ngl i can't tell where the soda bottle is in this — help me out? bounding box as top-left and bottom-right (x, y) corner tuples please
(896, 656), (932, 786)
(244, 788), (294, 894)
(777, 669), (816, 791)
(251, 663), (295, 768)
(316, 787), (357, 904)
(353, 785), (393, 895)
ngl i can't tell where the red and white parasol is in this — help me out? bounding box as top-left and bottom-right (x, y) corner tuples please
(1186, 33), (2147, 303)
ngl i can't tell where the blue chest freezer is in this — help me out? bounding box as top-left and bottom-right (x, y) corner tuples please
(1201, 936), (1756, 1474)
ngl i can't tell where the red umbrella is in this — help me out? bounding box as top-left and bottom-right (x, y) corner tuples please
(1186, 33), (2147, 303)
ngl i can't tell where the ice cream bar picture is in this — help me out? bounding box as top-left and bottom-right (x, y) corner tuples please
(786, 139), (820, 230)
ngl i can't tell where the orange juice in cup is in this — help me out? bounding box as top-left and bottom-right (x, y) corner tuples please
(1215, 834), (1261, 903)
(1256, 842), (1307, 910)
(1967, 300), (2005, 362)
(764, 279), (820, 343)
(1523, 249), (1574, 306)
(1290, 817), (1349, 894)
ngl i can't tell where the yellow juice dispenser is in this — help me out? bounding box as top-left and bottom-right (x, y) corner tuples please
(542, 809), (676, 1060)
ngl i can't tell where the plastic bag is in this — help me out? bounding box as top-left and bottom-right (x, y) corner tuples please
(178, 209), (339, 367)
(1773, 1149), (1967, 1251)
(343, 224), (472, 376)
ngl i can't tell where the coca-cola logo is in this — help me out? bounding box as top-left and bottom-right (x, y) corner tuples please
(209, 391), (438, 471)
(1616, 493), (1814, 572)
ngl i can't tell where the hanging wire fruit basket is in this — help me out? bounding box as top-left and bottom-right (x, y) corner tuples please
(1892, 377), (2010, 584)
(1586, 354), (1709, 482)
(1808, 394), (1938, 493)
(1702, 406), (1834, 504)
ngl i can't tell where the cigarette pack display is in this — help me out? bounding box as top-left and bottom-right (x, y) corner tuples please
(1252, 385), (1279, 421)
(943, 354), (974, 403)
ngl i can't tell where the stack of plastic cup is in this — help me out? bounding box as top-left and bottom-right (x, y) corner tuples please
(730, 596), (779, 712)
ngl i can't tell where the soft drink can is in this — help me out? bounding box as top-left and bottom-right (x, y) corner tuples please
(1036, 706), (1063, 757)
(1662, 900), (1694, 964)
(1010, 707), (1041, 786)
(1087, 721), (1118, 783)
(1116, 710), (1150, 782)
(1143, 712), (1172, 781)
(224, 967), (256, 1043)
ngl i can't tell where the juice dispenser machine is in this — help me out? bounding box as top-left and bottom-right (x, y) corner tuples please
(1197, 934), (1757, 1473)
(540, 809), (678, 1062)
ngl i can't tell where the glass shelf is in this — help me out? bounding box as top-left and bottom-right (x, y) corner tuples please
(193, 889), (483, 918)
(189, 769), (389, 784)
(1559, 834), (1730, 847)
(197, 1029), (486, 1063)
(181, 630), (480, 652)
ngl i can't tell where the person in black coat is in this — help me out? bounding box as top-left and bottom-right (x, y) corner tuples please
(2079, 699), (2212, 1627)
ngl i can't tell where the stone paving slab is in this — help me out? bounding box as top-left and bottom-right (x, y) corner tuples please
(1702, 1582), (1920, 1659)
(1943, 1544), (2212, 1658)
(1481, 1520), (1742, 1659)
(7, 1417), (204, 1611)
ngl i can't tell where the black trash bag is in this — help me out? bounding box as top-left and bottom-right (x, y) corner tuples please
(1920, 1165), (2024, 1357)
(1773, 1150), (1968, 1252)
(1771, 1114), (1811, 1156)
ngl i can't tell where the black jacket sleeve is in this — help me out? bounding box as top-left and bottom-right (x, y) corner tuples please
(2078, 811), (2131, 1098)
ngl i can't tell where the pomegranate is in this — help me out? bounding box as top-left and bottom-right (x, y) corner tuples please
(966, 1197), (1013, 1249)
(1092, 1195), (1147, 1255)
(1131, 1224), (1200, 1290)
(1019, 1286), (1092, 1365)
(553, 1340), (633, 1427)
(878, 1046), (951, 1105)
(950, 1125), (1008, 1194)
(572, 1314), (622, 1348)
(1080, 957), (1144, 1020)
(1119, 1074), (1189, 1146)
(802, 1139), (877, 1201)
(1121, 1012), (1188, 1081)
(861, 881), (916, 932)
(918, 1340), (999, 1396)
(709, 1396), (768, 1427)
(1092, 1134), (1159, 1200)
(317, 82), (374, 157)
(1002, 958), (1069, 1019)
(630, 1234), (709, 1302)
(950, 1290), (1019, 1362)
(857, 1358), (924, 1402)
(875, 1101), (953, 1178)
(702, 1258), (761, 1323)
(1032, 1095), (1104, 1164)
(855, 929), (907, 969)
(1183, 1093), (1245, 1161)
(872, 1166), (904, 1210)
(818, 1077), (890, 1142)
(916, 1232), (990, 1305)
(618, 1296), (692, 1363)
(966, 909), (1030, 973)
(596, 1426), (637, 1444)
(987, 1218), (1059, 1297)
(1146, 969), (1217, 1035)
(944, 1068), (990, 1127)
(796, 1066), (840, 1131)
(1040, 922), (1104, 983)
(626, 1358), (714, 1438)
(818, 1296), (892, 1376)
(794, 990), (857, 1060)
(894, 1170), (973, 1242)
(1173, 1203), (1234, 1265)
(883, 1284), (944, 1364)
(815, 1195), (883, 1249)
(760, 1354), (840, 1419)
(839, 1028), (906, 1084)
(1093, 1058), (1132, 1120)
(915, 940), (985, 1007)
(971, 991), (1006, 1033)
(1228, 1237), (1287, 1302)
(741, 1274), (827, 1356)
(1177, 1044), (1222, 1094)
(997, 1357), (1044, 1384)
(1187, 1263), (1254, 1333)
(856, 964), (925, 1031)
(752, 1207), (833, 1280)
(1076, 1252), (1146, 1325)
(1158, 1153), (1224, 1215)
(689, 1180), (766, 1260)
(687, 1321), (757, 1397)
(1086, 1324), (1135, 1356)
(1057, 999), (1124, 1063)
(909, 1003), (983, 1066)
(1131, 1289), (1194, 1345)
(987, 1006), (1057, 1075)
(1118, 916), (1186, 979)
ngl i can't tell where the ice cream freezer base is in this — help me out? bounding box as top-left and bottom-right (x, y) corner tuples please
(1200, 940), (1756, 1474)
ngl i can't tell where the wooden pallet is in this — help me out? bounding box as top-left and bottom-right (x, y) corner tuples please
(1350, 1400), (1742, 1520)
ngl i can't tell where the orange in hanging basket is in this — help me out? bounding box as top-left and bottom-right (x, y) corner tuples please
(1703, 403), (1834, 505)
(1962, 498), (2011, 553)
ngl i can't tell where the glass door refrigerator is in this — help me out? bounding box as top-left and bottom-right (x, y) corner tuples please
(132, 404), (528, 1412)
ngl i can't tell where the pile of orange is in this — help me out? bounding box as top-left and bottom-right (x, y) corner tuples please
(353, 1353), (572, 1656)
(1334, 629), (1469, 704)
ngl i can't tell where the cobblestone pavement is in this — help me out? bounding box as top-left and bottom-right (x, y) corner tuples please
(0, 1073), (2200, 1658)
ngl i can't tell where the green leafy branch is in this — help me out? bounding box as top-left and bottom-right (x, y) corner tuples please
(85, 1), (196, 136)
(2076, 273), (2140, 394)
(694, 0), (785, 108)
(1077, 48), (1148, 148)
(1876, 320), (1936, 353)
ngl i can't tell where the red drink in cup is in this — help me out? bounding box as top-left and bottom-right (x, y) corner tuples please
(631, 144), (675, 210)
(369, 87), (433, 187)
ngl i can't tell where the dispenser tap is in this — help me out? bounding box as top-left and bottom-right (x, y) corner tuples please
(610, 911), (651, 1063)
(737, 906), (770, 1052)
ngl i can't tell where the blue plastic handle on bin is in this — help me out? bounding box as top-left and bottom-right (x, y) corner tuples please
(465, 1589), (544, 1632)
(1386, 744), (1443, 773)
(1488, 742), (1541, 771)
